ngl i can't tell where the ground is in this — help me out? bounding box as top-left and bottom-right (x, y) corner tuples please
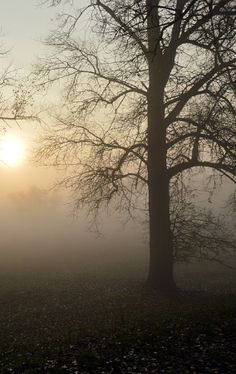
(0, 252), (235, 373)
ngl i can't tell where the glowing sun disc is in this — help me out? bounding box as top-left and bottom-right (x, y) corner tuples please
(0, 136), (25, 167)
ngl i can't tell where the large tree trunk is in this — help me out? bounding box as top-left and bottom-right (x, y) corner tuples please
(145, 0), (176, 293)
(146, 61), (176, 293)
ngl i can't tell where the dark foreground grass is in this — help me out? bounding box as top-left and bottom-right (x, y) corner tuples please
(0, 261), (235, 373)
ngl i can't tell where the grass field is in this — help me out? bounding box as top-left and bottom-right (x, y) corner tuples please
(0, 250), (235, 373)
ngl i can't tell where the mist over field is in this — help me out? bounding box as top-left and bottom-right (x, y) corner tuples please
(0, 182), (235, 293)
(0, 186), (147, 275)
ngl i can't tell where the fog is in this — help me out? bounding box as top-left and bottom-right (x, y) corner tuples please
(0, 181), (235, 292)
(0, 185), (147, 277)
(0, 131), (234, 289)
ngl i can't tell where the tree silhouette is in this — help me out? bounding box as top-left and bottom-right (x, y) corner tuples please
(0, 36), (37, 136)
(37, 0), (236, 293)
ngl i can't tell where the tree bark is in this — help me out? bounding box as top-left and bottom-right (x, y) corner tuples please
(146, 165), (176, 292)
(146, 59), (176, 293)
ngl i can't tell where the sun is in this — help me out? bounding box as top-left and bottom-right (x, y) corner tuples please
(0, 136), (25, 167)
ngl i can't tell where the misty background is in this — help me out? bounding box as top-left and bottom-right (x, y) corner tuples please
(0, 174), (235, 293)
(0, 1), (235, 287)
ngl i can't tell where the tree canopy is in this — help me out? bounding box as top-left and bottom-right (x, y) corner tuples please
(38, 0), (235, 200)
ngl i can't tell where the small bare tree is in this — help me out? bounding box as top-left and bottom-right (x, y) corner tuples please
(36, 0), (236, 293)
(0, 36), (37, 138)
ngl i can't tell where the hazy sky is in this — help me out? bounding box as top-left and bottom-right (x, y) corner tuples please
(0, 1), (61, 195)
(0, 1), (233, 267)
(0, 1), (57, 66)
(0, 2), (233, 206)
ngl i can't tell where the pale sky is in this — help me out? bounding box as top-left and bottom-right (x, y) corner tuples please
(0, 1), (93, 200)
(0, 2), (141, 254)
(0, 1), (233, 204)
(0, 1), (62, 195)
(0, 0), (58, 66)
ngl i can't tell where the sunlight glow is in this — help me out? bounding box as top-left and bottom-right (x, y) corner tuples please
(0, 136), (25, 167)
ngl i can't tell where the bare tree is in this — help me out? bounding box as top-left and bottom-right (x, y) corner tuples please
(171, 185), (236, 266)
(36, 0), (236, 293)
(0, 52), (37, 135)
